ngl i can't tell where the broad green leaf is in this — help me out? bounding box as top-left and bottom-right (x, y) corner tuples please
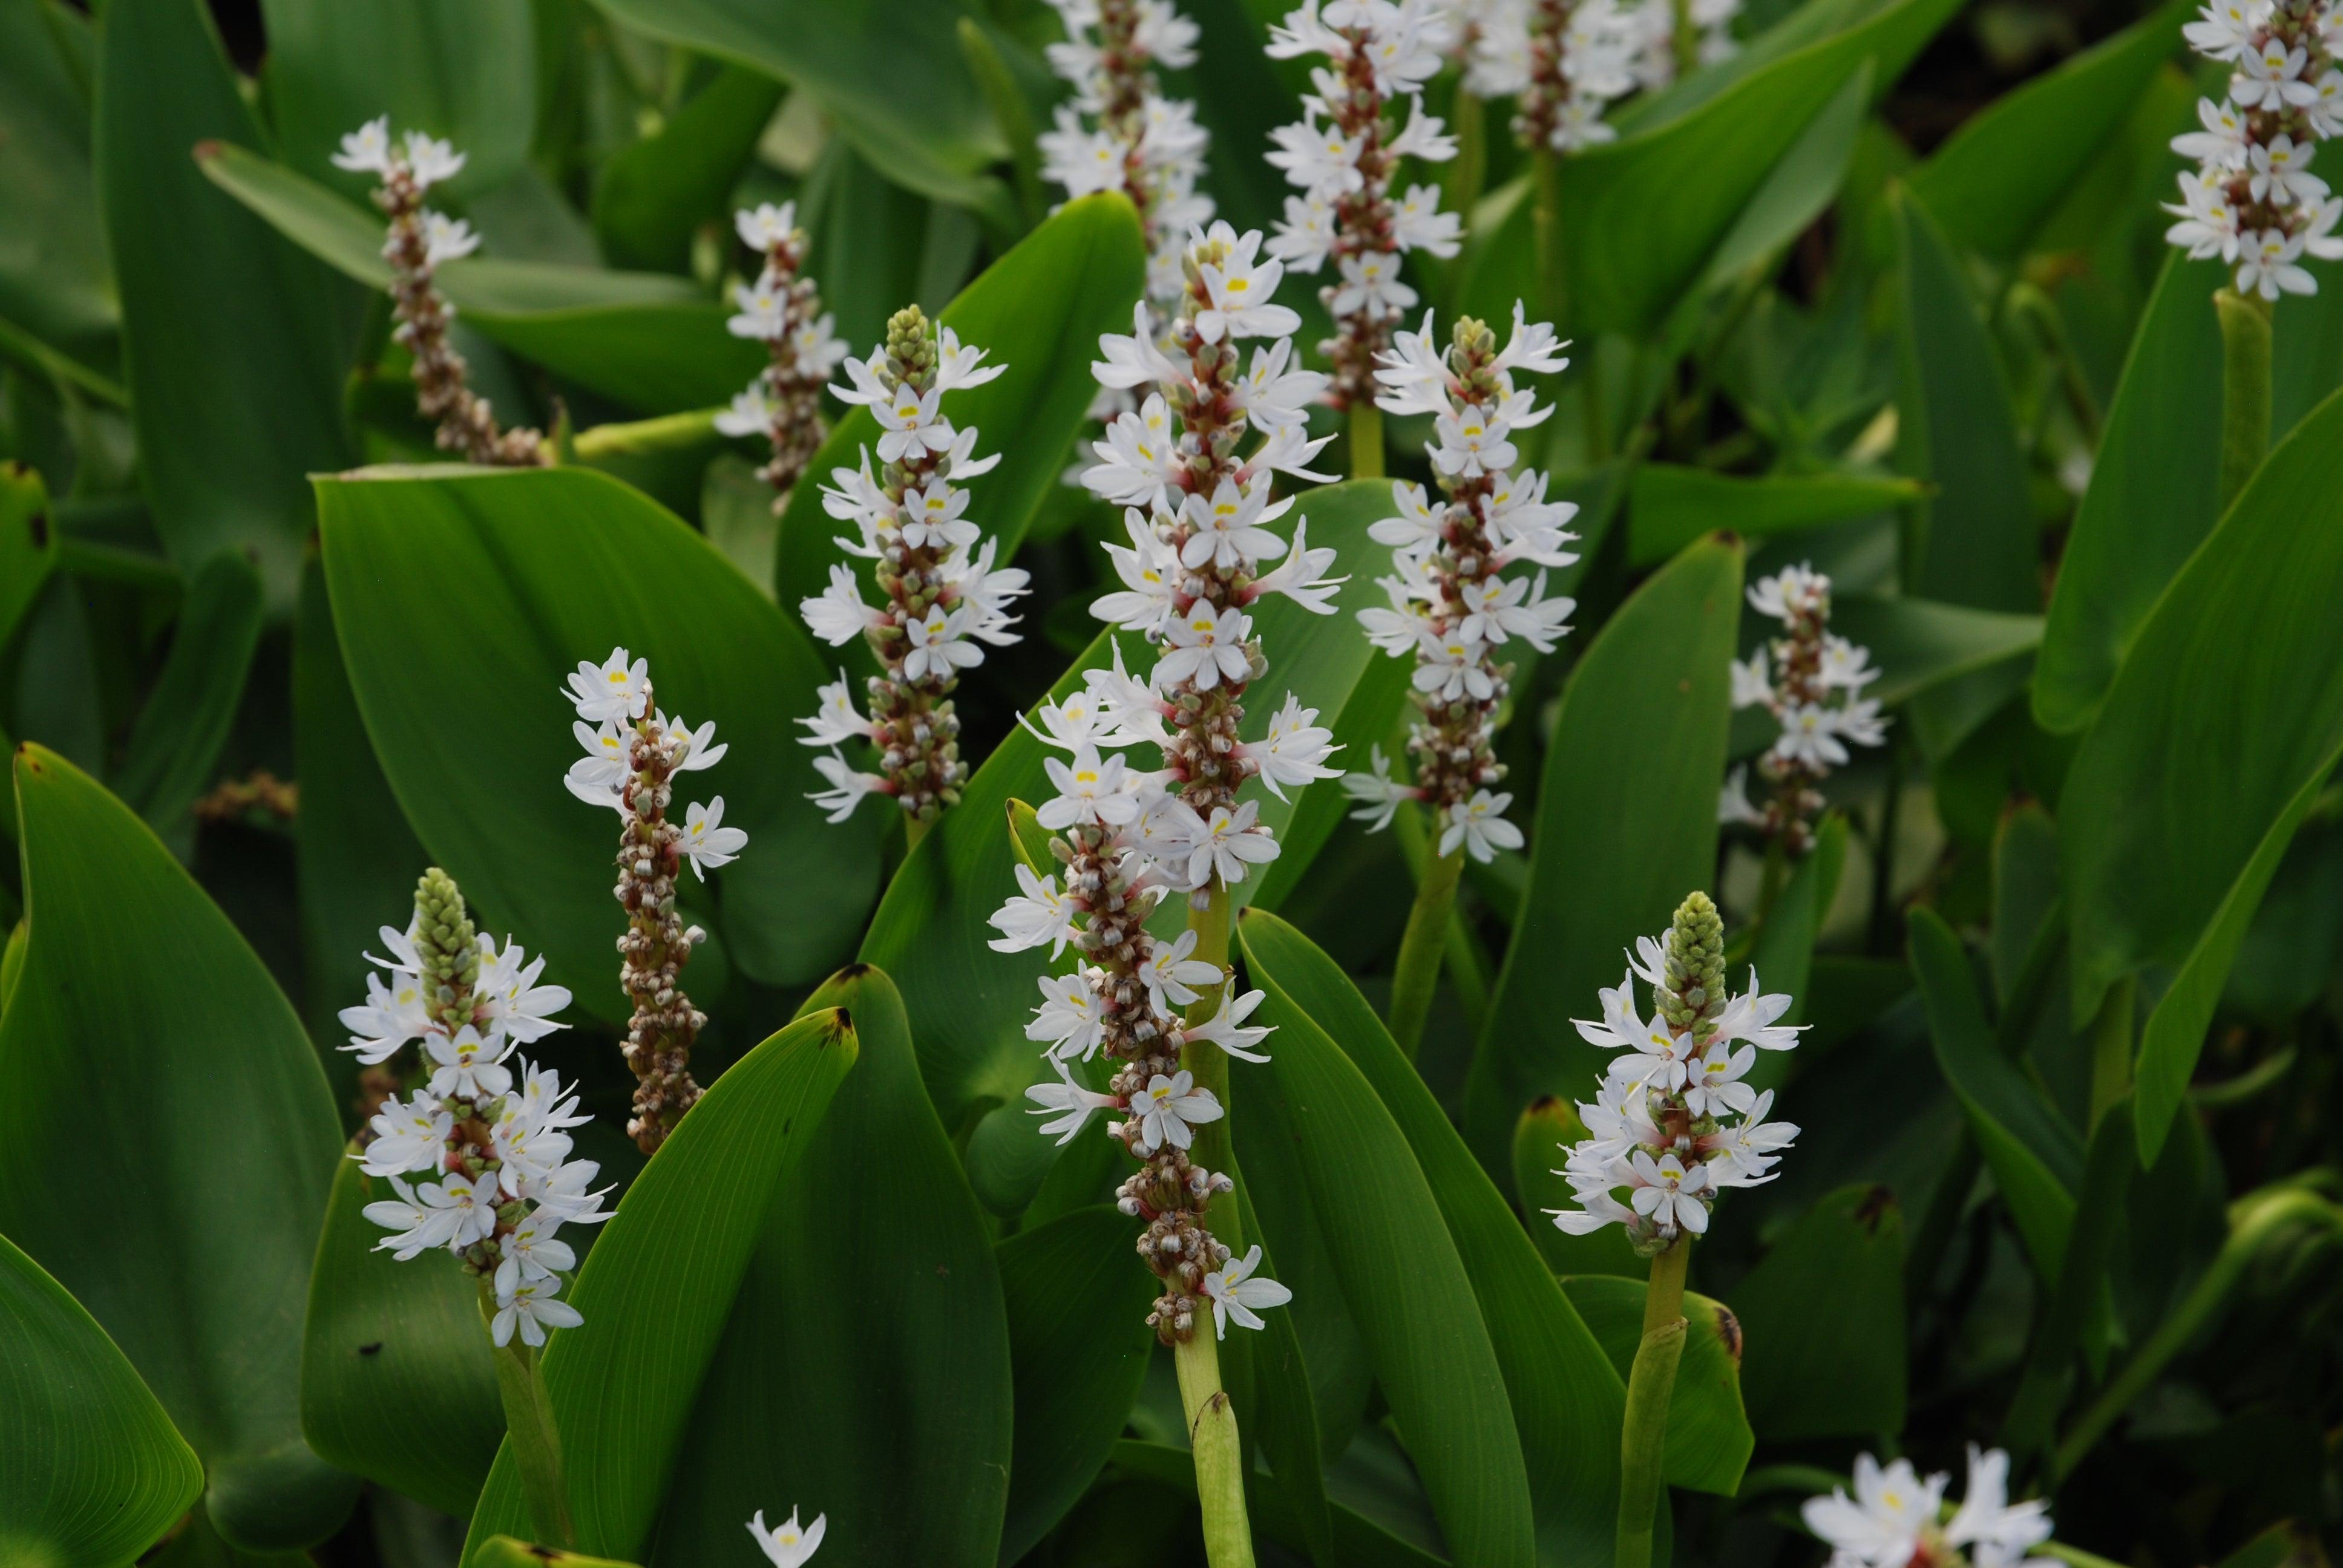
(859, 480), (1398, 1137)
(195, 144), (762, 413)
(1233, 1180), (1335, 1566)
(592, 68), (785, 274)
(1246, 981), (1539, 1568)
(1830, 596), (2044, 708)
(1729, 1184), (1907, 1440)
(2061, 388), (2343, 1160)
(1555, 0), (1962, 336)
(140, 1510), (312, 1568)
(1697, 62), (1874, 290)
(773, 194), (1147, 615)
(461, 1008), (859, 1564)
(0, 0), (114, 372)
(1627, 466), (1921, 567)
(578, 0), (1023, 223)
(318, 466), (878, 1000)
(1907, 0), (2187, 261)
(300, 1154), (501, 1518)
(1910, 908), (2082, 1279)
(1558, 1275), (1752, 1494)
(475, 1543), (640, 1568)
(1240, 909), (1643, 1555)
(96, 0), (355, 607)
(998, 1206), (1162, 1563)
(257, 0), (537, 200)
(0, 1230), (203, 1567)
(293, 552), (426, 1108)
(0, 461), (59, 657)
(113, 550), (264, 852)
(0, 746), (355, 1550)
(2034, 254), (2226, 733)
(795, 134), (978, 354)
(1465, 535), (1744, 1172)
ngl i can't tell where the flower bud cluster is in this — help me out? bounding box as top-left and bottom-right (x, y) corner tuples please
(1719, 564), (1886, 856)
(989, 224), (1344, 1342)
(345, 869), (610, 1347)
(795, 307), (1029, 828)
(562, 648), (746, 1152)
(1470, 0), (1639, 152)
(330, 118), (546, 466)
(1265, 0), (1466, 408)
(716, 203), (850, 508)
(2165, 0), (2343, 298)
(1038, 0), (1217, 304)
(1340, 307), (1580, 863)
(1550, 892), (1803, 1253)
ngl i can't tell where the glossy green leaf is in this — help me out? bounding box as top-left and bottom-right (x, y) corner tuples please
(1829, 596), (2044, 708)
(113, 550), (263, 851)
(195, 144), (762, 413)
(2062, 388), (2343, 1161)
(461, 1008), (859, 1563)
(592, 68), (785, 274)
(318, 466), (878, 1002)
(1465, 535), (1744, 1172)
(1555, 0), (1962, 336)
(0, 461), (59, 657)
(0, 746), (355, 1550)
(301, 1152), (500, 1520)
(1627, 466), (1921, 568)
(1907, 0), (2187, 261)
(1697, 61), (1874, 290)
(0, 1230), (203, 1568)
(1558, 1275), (1752, 1494)
(859, 479), (1397, 1137)
(578, 0), (1022, 223)
(96, 0), (355, 607)
(258, 0), (537, 200)
(998, 1206), (1160, 1563)
(1731, 1184), (1907, 1440)
(1245, 975), (1539, 1568)
(1910, 907), (2082, 1279)
(773, 194), (1146, 616)
(0, 0), (114, 372)
(1241, 908), (1643, 1556)
(2034, 254), (2226, 733)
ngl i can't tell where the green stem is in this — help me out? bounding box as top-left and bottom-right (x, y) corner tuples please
(477, 1279), (577, 1549)
(1754, 839), (1788, 928)
(2214, 287), (2273, 513)
(1444, 89), (1488, 250)
(1349, 399), (1385, 480)
(1175, 1328), (1258, 1568)
(2052, 1185), (2343, 1482)
(2085, 976), (2133, 1134)
(905, 811), (934, 851)
(1532, 149), (1564, 330)
(1616, 1239), (1691, 1568)
(1671, 0), (1698, 78)
(1389, 842), (1466, 1060)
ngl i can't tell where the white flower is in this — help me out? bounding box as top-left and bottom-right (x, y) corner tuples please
(902, 604), (984, 683)
(401, 131), (465, 191)
(2236, 226), (2317, 299)
(1816, 634), (1878, 691)
(1391, 183), (1464, 257)
(1132, 1070), (1225, 1153)
(1193, 224), (1303, 342)
(1441, 789), (1522, 863)
(716, 381), (781, 439)
(1330, 251), (1418, 318)
(1093, 508), (1184, 633)
(1945, 1446), (2055, 1568)
(1234, 337), (1328, 432)
(989, 864), (1080, 958)
(1246, 514), (1347, 614)
(1341, 744), (1416, 831)
(1801, 1453), (1952, 1568)
(1139, 928), (1225, 1013)
(680, 797), (748, 880)
(1266, 111), (1366, 200)
(332, 116), (394, 177)
(1248, 693), (1340, 800)
(1730, 649), (1773, 709)
(799, 564), (884, 647)
(1179, 477), (1291, 572)
(809, 750), (889, 822)
(1181, 800), (1282, 888)
(2183, 0), (2256, 60)
(1746, 563), (1828, 623)
(1083, 394), (1184, 509)
(492, 1274), (582, 1348)
(1699, 1088), (1799, 1183)
(338, 968), (433, 1064)
(493, 1209), (577, 1293)
(1093, 301), (1188, 390)
(361, 1177), (464, 1259)
(565, 647), (650, 724)
(477, 936), (571, 1044)
(357, 1094), (452, 1177)
(1181, 987), (1275, 1062)
(1625, 1151), (1713, 1235)
(1202, 1243), (1293, 1336)
(421, 212), (479, 266)
(1039, 745), (1142, 829)
(735, 201), (799, 250)
(798, 670), (872, 748)
(1155, 604), (1254, 691)
(425, 1024), (513, 1102)
(1025, 1060), (1122, 1144)
(1027, 972), (1109, 1060)
(931, 326), (1008, 394)
(748, 1508), (828, 1568)
(1718, 763), (1765, 827)
(1430, 405), (1517, 475)
(1714, 967), (1804, 1050)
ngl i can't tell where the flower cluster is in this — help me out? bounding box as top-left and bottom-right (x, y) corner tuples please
(1804, 1447), (2056, 1568)
(1266, 0), (1466, 408)
(1548, 892), (1802, 1252)
(1719, 564), (1886, 855)
(331, 119), (546, 466)
(1340, 307), (1579, 863)
(345, 869), (608, 1347)
(2165, 0), (2343, 298)
(747, 1506), (825, 1567)
(1621, 0), (1742, 90)
(1469, 0), (1639, 152)
(1038, 0), (1217, 304)
(990, 222), (1343, 1344)
(796, 307), (1027, 828)
(716, 202), (851, 508)
(563, 648), (745, 1153)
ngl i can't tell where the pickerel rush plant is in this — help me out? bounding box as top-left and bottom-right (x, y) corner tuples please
(715, 201), (850, 510)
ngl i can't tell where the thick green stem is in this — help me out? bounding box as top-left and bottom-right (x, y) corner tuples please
(1671, 0), (1699, 77)
(2053, 1186), (2343, 1481)
(1389, 843), (1466, 1060)
(2215, 287), (2272, 513)
(905, 811), (934, 851)
(1349, 399), (1385, 480)
(1444, 90), (1488, 246)
(1532, 149), (1563, 330)
(2086, 976), (2134, 1134)
(477, 1280), (576, 1549)
(1175, 1328), (1258, 1568)
(1616, 1239), (1691, 1568)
